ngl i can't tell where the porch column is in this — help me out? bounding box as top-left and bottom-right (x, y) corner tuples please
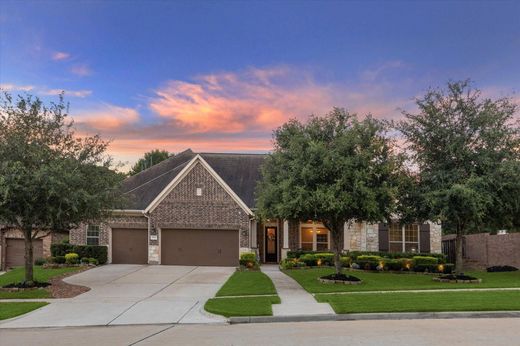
(251, 219), (257, 249)
(281, 219), (289, 260)
(343, 222), (351, 251)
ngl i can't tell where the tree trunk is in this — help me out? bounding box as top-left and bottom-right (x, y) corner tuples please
(24, 228), (35, 286)
(455, 231), (464, 274)
(330, 225), (343, 275)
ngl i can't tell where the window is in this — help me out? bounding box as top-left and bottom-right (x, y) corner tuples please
(388, 223), (419, 253)
(389, 223), (403, 252)
(86, 225), (100, 246)
(301, 227), (314, 250)
(299, 222), (329, 251)
(404, 224), (419, 252)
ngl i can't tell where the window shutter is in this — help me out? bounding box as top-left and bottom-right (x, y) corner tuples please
(420, 223), (431, 253)
(378, 223), (389, 252)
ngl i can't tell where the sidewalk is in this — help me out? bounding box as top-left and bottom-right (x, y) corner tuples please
(261, 265), (334, 316)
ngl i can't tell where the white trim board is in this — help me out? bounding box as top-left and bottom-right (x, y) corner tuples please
(144, 154), (254, 216)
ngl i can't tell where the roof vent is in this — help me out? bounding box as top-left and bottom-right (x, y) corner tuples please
(196, 187), (202, 196)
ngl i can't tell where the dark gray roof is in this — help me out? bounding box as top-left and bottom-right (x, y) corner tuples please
(120, 149), (266, 210)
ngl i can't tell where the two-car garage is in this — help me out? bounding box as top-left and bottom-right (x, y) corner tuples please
(110, 228), (239, 266)
(161, 229), (238, 266)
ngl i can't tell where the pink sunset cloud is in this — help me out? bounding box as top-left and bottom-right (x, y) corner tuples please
(72, 104), (139, 130)
(52, 51), (70, 61)
(70, 64), (518, 171)
(149, 66), (337, 133)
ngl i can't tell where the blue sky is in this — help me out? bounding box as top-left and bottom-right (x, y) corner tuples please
(1, 0), (519, 168)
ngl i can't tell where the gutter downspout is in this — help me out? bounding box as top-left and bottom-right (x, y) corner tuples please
(143, 212), (151, 265)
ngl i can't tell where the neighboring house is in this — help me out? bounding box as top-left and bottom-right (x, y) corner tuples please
(0, 227), (68, 270)
(69, 149), (442, 266)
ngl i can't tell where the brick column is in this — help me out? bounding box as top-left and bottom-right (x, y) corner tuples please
(251, 220), (257, 249)
(281, 219), (289, 260)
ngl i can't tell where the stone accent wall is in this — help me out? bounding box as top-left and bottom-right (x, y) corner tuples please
(348, 222), (379, 251)
(429, 222), (442, 254)
(151, 162), (250, 248)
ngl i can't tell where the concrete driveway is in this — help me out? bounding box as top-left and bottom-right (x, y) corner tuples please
(0, 264), (235, 328)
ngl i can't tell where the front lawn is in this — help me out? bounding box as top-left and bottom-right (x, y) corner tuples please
(283, 268), (520, 293)
(0, 266), (84, 299)
(316, 290), (520, 314)
(0, 302), (48, 320)
(205, 270), (280, 317)
(205, 296), (281, 317)
(216, 271), (277, 297)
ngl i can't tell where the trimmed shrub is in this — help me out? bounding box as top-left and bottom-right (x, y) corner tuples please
(383, 259), (403, 271)
(81, 257), (90, 265)
(34, 258), (46, 266)
(443, 263), (455, 274)
(55, 256), (66, 264)
(314, 253), (334, 266)
(413, 256), (439, 266)
(88, 258), (99, 265)
(280, 258), (296, 270)
(487, 265), (518, 272)
(340, 256), (351, 267)
(300, 253), (318, 266)
(357, 255), (382, 261)
(51, 244), (108, 264)
(348, 250), (446, 263)
(65, 252), (79, 265)
(239, 252), (258, 269)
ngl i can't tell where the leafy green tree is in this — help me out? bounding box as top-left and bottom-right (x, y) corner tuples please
(398, 81), (520, 272)
(257, 108), (402, 274)
(129, 149), (171, 175)
(0, 93), (123, 285)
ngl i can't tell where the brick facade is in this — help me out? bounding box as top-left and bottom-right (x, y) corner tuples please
(69, 160), (252, 264)
(462, 232), (520, 269)
(0, 228), (67, 270)
(151, 162), (250, 248)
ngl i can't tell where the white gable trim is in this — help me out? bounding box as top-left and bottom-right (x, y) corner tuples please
(144, 154), (253, 216)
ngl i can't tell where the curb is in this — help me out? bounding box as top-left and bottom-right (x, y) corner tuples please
(229, 311), (520, 324)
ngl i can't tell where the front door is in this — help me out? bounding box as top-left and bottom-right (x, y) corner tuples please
(265, 226), (278, 262)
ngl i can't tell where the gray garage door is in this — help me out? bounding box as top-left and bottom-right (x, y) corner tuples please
(111, 228), (148, 264)
(161, 229), (239, 266)
(6, 238), (43, 268)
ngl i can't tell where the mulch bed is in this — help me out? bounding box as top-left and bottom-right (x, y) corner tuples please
(433, 274), (482, 284)
(0, 266), (91, 298)
(319, 273), (362, 285)
(48, 269), (91, 298)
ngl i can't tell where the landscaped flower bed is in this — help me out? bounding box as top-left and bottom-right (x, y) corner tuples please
(319, 273), (362, 285)
(282, 250), (455, 274)
(433, 274), (482, 284)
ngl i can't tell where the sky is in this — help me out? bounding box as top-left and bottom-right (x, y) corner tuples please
(1, 0), (519, 170)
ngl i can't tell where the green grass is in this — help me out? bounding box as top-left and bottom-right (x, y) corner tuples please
(216, 271), (277, 297)
(316, 290), (520, 314)
(205, 269), (280, 317)
(283, 268), (520, 293)
(0, 302), (48, 320)
(0, 266), (83, 299)
(0, 289), (50, 299)
(205, 296), (281, 317)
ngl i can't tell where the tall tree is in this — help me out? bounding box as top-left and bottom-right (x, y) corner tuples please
(129, 149), (171, 175)
(398, 81), (520, 272)
(257, 108), (402, 274)
(0, 93), (123, 285)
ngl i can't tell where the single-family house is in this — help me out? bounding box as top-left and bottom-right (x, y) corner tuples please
(65, 149), (442, 265)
